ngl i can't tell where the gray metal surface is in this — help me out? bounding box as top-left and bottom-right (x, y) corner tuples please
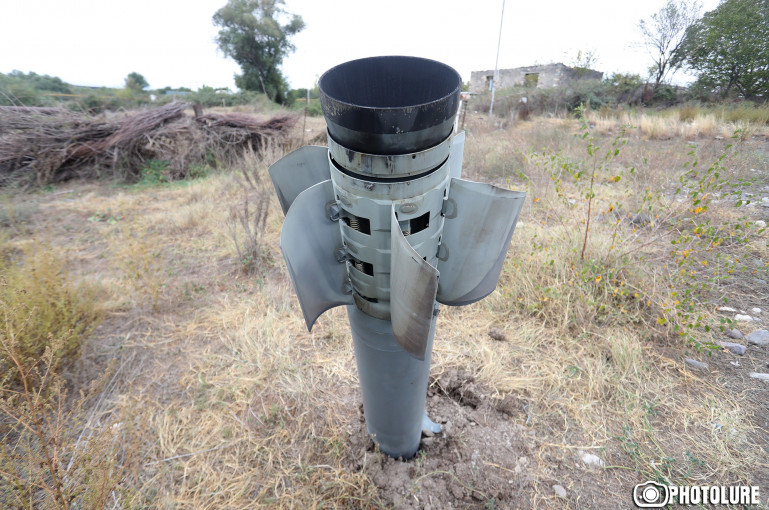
(348, 305), (436, 459)
(329, 151), (450, 320)
(280, 179), (353, 330)
(328, 131), (452, 178)
(449, 131), (465, 179)
(390, 207), (439, 360)
(269, 145), (331, 215)
(436, 178), (526, 306)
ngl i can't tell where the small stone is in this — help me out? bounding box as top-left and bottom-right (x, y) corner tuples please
(553, 485), (567, 498)
(719, 341), (747, 355)
(568, 199), (576, 205)
(718, 306), (738, 313)
(488, 328), (507, 341)
(579, 451), (604, 468)
(746, 329), (769, 347)
(755, 278), (768, 285)
(752, 308), (762, 315)
(727, 329), (744, 340)
(422, 429), (435, 438)
(757, 220), (767, 229)
(422, 437), (435, 447)
(749, 372), (769, 381)
(685, 358), (709, 369)
(630, 213), (651, 226)
(735, 314), (755, 322)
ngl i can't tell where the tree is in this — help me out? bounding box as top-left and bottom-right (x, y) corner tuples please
(678, 0), (769, 98)
(125, 72), (149, 92)
(638, 0), (701, 89)
(213, 0), (305, 104)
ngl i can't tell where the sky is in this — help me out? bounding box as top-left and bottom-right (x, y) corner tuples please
(0, 0), (722, 92)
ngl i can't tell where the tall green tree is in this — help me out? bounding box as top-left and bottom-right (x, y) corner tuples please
(125, 72), (149, 92)
(678, 0), (769, 98)
(213, 0), (305, 104)
(638, 0), (701, 89)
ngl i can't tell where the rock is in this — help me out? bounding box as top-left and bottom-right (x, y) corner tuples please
(685, 358), (709, 369)
(749, 373), (769, 381)
(718, 306), (738, 313)
(553, 485), (567, 498)
(755, 279), (768, 286)
(579, 451), (604, 468)
(630, 213), (651, 226)
(727, 329), (744, 340)
(746, 329), (769, 347)
(762, 197), (769, 207)
(757, 220), (767, 229)
(719, 341), (747, 355)
(488, 328), (507, 342)
(752, 308), (762, 315)
(735, 314), (755, 322)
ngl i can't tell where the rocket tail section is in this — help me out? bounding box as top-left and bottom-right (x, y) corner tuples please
(389, 206), (439, 360)
(269, 145), (331, 216)
(436, 178), (526, 306)
(279, 179), (353, 330)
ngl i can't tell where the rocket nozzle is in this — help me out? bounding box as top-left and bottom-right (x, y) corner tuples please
(319, 56), (461, 155)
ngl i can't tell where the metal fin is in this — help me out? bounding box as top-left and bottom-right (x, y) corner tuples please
(422, 413), (443, 434)
(449, 131), (465, 179)
(280, 179), (353, 330)
(436, 178), (525, 306)
(390, 206), (439, 360)
(269, 145), (331, 215)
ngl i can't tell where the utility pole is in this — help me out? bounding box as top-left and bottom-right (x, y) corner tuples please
(489, 0), (506, 118)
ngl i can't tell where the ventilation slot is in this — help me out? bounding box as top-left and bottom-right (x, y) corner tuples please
(343, 214), (371, 235)
(350, 257), (374, 276)
(409, 212), (430, 235)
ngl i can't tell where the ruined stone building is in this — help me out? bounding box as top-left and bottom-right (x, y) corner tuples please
(469, 63), (603, 94)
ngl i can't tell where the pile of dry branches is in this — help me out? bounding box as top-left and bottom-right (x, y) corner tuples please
(0, 102), (298, 187)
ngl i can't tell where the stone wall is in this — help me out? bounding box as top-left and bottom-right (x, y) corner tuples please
(470, 63), (603, 94)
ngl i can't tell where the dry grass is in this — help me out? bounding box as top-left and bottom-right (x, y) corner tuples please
(583, 109), (769, 141)
(1, 110), (767, 507)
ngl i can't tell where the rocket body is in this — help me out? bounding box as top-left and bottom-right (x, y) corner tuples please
(270, 56), (525, 459)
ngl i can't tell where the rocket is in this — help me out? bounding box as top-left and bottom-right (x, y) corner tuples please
(269, 56), (525, 459)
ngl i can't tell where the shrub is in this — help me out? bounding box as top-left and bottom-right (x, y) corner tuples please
(0, 241), (101, 385)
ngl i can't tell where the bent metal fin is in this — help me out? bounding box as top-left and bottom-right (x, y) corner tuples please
(280, 179), (353, 330)
(269, 145), (331, 216)
(390, 206), (439, 360)
(436, 178), (525, 306)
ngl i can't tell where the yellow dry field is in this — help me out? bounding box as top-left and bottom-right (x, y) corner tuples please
(2, 111), (768, 508)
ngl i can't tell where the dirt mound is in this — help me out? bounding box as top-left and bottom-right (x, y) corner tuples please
(344, 369), (536, 509)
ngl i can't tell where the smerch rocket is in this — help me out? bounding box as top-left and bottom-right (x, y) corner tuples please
(269, 56), (525, 459)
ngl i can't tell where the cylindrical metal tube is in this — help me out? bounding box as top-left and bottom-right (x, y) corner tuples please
(319, 56), (461, 155)
(347, 305), (435, 459)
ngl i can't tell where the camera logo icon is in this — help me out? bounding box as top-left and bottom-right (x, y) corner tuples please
(633, 481), (670, 508)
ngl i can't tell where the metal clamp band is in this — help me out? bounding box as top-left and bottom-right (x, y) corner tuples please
(327, 130), (453, 179)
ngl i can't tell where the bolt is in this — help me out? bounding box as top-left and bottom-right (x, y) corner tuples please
(335, 247), (348, 263)
(364, 183), (375, 191)
(326, 202), (341, 221)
